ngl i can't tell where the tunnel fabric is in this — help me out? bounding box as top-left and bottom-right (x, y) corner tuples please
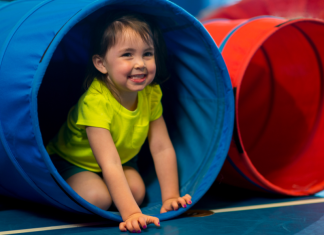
(0, 0), (234, 221)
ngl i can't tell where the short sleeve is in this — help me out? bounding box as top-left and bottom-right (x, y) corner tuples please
(150, 85), (163, 121)
(76, 91), (112, 130)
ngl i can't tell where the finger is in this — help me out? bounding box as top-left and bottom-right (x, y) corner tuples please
(119, 222), (127, 232)
(132, 219), (141, 233)
(147, 216), (160, 227)
(183, 194), (192, 204)
(126, 221), (134, 233)
(171, 201), (179, 211)
(160, 207), (168, 213)
(177, 197), (187, 208)
(139, 217), (147, 229)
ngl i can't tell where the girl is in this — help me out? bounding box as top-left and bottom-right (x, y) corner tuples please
(47, 12), (192, 232)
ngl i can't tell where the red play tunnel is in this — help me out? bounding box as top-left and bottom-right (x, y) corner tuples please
(201, 0), (324, 21)
(204, 17), (324, 195)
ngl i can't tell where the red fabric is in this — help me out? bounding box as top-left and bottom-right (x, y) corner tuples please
(201, 0), (324, 21)
(204, 19), (246, 46)
(204, 18), (324, 195)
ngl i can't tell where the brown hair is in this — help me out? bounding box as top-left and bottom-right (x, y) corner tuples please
(84, 11), (169, 98)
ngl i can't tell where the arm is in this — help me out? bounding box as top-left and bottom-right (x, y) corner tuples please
(86, 126), (159, 231)
(148, 116), (192, 213)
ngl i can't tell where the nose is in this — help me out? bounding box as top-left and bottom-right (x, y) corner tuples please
(134, 57), (145, 70)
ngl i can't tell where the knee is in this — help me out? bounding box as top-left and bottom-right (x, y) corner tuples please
(129, 183), (146, 206)
(84, 189), (112, 210)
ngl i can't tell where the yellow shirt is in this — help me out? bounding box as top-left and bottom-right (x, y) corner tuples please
(46, 79), (163, 172)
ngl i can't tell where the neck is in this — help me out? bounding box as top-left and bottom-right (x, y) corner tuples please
(116, 91), (138, 111)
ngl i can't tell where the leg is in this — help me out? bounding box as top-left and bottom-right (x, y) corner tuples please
(123, 166), (146, 206)
(66, 171), (112, 210)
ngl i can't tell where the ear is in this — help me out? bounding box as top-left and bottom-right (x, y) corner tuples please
(92, 55), (108, 74)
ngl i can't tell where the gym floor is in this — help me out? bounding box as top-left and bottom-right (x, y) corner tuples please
(1, 183), (324, 235)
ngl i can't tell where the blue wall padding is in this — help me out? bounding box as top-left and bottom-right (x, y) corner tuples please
(0, 0), (234, 221)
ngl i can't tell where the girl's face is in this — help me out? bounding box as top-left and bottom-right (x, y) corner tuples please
(96, 27), (156, 96)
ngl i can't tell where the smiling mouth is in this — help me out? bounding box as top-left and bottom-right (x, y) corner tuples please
(128, 74), (147, 83)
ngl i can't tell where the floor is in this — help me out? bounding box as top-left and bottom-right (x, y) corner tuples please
(1, 183), (324, 235)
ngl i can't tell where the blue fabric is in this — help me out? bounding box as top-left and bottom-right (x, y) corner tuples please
(170, 0), (240, 17)
(0, 0), (234, 221)
(315, 191), (324, 197)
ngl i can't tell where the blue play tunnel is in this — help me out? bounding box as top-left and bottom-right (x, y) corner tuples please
(0, 0), (234, 221)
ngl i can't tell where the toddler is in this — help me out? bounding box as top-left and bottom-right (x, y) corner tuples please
(47, 11), (191, 233)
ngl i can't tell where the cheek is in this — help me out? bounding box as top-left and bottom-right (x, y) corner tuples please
(115, 62), (133, 75)
(147, 61), (157, 74)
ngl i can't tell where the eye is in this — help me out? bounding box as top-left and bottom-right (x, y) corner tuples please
(144, 52), (154, 57)
(122, 53), (132, 57)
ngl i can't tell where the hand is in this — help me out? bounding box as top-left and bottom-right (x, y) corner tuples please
(119, 212), (160, 232)
(160, 194), (192, 213)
